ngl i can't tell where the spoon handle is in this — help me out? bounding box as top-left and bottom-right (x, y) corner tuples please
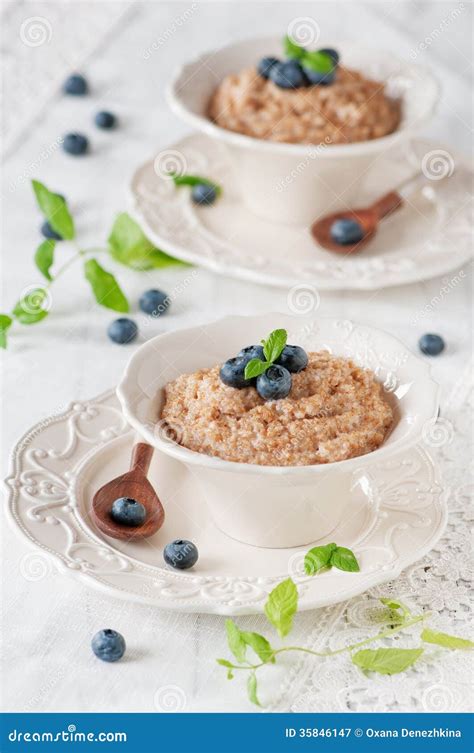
(372, 191), (403, 220)
(130, 442), (154, 475)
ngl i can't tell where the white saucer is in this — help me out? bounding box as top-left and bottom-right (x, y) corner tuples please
(129, 135), (472, 290)
(5, 390), (447, 615)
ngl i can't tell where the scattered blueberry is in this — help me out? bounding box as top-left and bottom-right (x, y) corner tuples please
(95, 111), (117, 129)
(191, 183), (218, 206)
(110, 497), (146, 527)
(330, 218), (365, 245)
(257, 56), (280, 79)
(276, 345), (308, 373)
(63, 132), (89, 156)
(91, 629), (126, 663)
(419, 333), (445, 356)
(220, 357), (254, 389)
(303, 66), (336, 86)
(256, 365), (292, 400)
(63, 73), (88, 96)
(269, 60), (308, 89)
(107, 318), (138, 344)
(237, 344), (265, 364)
(41, 220), (62, 241)
(319, 48), (340, 65)
(163, 539), (199, 570)
(139, 289), (170, 317)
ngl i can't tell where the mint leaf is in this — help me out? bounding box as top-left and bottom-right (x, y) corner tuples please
(264, 578), (298, 639)
(247, 673), (260, 707)
(84, 259), (129, 312)
(108, 213), (186, 271)
(330, 546), (360, 572)
(32, 180), (75, 240)
(170, 173), (221, 195)
(0, 314), (13, 348)
(352, 648), (423, 675)
(12, 288), (49, 324)
(244, 358), (269, 380)
(241, 632), (275, 663)
(302, 50), (334, 74)
(421, 628), (474, 650)
(283, 35), (305, 60)
(225, 619), (247, 663)
(262, 329), (287, 364)
(304, 543), (337, 576)
(34, 240), (55, 281)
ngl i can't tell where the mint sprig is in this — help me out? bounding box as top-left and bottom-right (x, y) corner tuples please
(244, 328), (287, 380)
(282, 36), (335, 74)
(217, 562), (473, 706)
(304, 543), (360, 575)
(169, 172), (222, 196)
(1, 180), (188, 349)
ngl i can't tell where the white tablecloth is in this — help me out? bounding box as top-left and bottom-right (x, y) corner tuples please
(2, 0), (472, 713)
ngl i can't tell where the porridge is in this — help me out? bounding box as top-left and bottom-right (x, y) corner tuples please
(208, 65), (401, 145)
(161, 350), (394, 466)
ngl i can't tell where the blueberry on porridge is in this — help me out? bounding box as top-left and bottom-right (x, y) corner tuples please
(160, 328), (394, 466)
(208, 36), (401, 145)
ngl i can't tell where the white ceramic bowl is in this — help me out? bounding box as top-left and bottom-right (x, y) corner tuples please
(117, 314), (439, 548)
(167, 36), (439, 225)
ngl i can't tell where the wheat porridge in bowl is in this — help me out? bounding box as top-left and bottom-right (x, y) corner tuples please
(161, 328), (394, 467)
(208, 37), (401, 145)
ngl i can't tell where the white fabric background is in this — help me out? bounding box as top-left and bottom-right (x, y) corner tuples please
(1, 0), (472, 713)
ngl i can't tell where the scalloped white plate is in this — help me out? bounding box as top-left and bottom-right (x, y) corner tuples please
(129, 135), (473, 290)
(5, 390), (447, 615)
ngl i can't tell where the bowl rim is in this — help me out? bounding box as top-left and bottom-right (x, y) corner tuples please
(117, 314), (440, 476)
(166, 34), (440, 157)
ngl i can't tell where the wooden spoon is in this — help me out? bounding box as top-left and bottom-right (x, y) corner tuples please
(311, 172), (428, 254)
(91, 442), (164, 540)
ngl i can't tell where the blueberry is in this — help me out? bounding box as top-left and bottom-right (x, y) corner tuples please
(256, 365), (292, 400)
(91, 629), (125, 662)
(319, 48), (340, 65)
(269, 60), (307, 89)
(257, 56), (280, 79)
(163, 539), (199, 570)
(63, 132), (89, 156)
(63, 73), (88, 96)
(237, 345), (265, 363)
(219, 357), (254, 389)
(330, 218), (365, 245)
(95, 111), (117, 129)
(303, 66), (336, 85)
(276, 345), (308, 373)
(107, 318), (138, 344)
(139, 289), (170, 317)
(419, 333), (445, 356)
(110, 497), (146, 527)
(41, 220), (62, 241)
(191, 183), (218, 206)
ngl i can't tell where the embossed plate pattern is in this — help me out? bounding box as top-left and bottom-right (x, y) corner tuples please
(5, 390), (447, 615)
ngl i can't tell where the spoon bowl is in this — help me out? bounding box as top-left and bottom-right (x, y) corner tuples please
(91, 442), (164, 540)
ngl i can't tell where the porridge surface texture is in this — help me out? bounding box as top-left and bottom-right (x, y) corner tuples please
(208, 65), (401, 144)
(161, 351), (394, 466)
